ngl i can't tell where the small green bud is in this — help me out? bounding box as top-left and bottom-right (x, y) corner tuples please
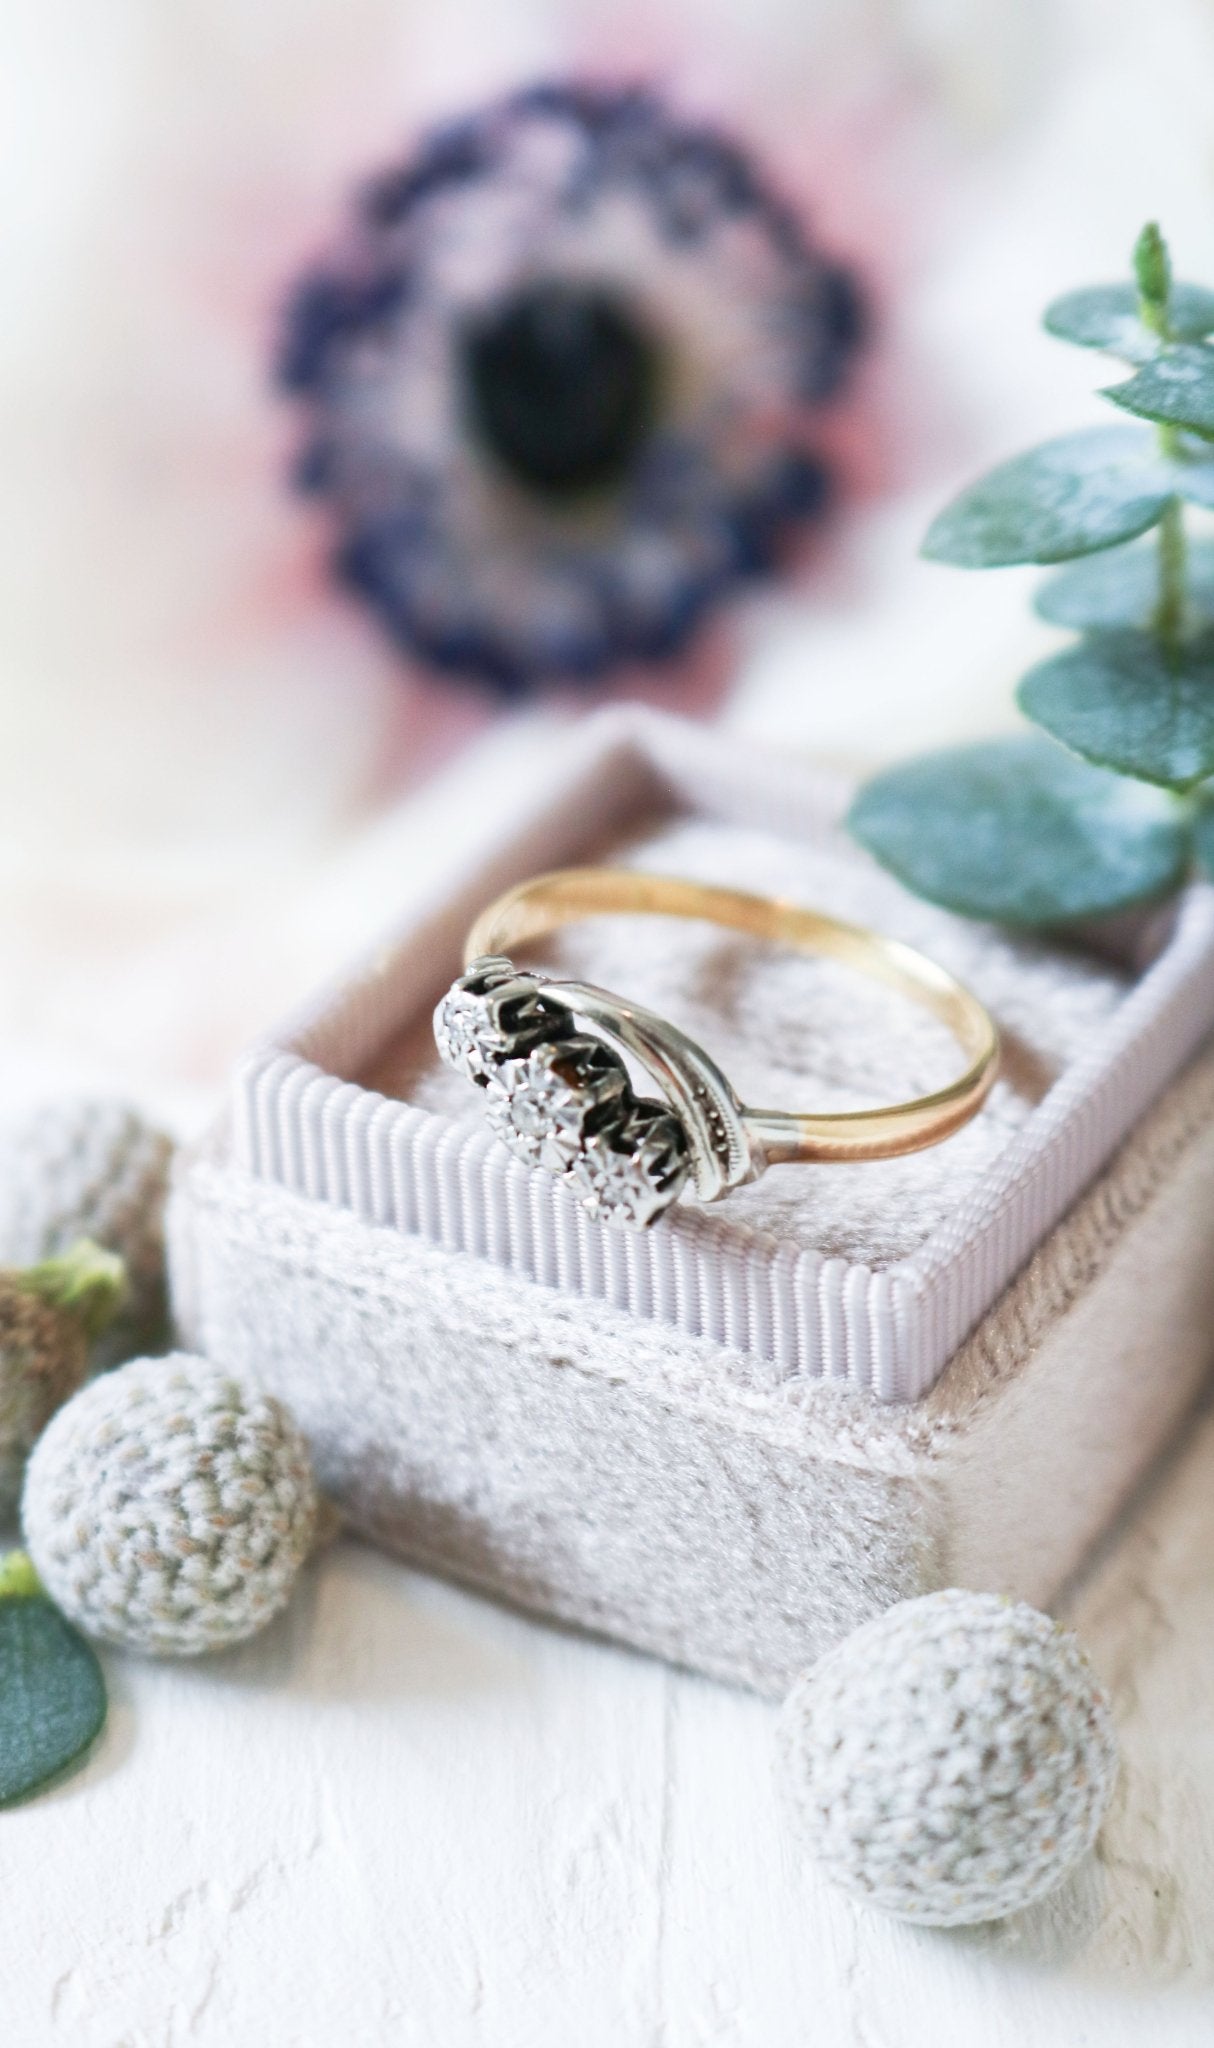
(10, 1239), (127, 1345)
(0, 1550), (42, 1601)
(1134, 222), (1172, 336)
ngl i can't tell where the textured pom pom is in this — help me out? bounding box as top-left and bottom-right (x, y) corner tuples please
(22, 1354), (318, 1656)
(777, 1589), (1118, 1926)
(0, 1098), (173, 1363)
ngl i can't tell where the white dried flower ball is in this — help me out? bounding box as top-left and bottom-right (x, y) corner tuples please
(22, 1353), (318, 1656)
(0, 1098), (173, 1361)
(778, 1589), (1118, 1927)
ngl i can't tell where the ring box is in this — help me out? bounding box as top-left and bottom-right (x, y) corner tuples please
(168, 709), (1214, 1693)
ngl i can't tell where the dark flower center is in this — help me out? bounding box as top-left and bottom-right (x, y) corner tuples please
(461, 280), (659, 499)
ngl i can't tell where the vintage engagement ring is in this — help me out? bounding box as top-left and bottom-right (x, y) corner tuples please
(434, 869), (999, 1229)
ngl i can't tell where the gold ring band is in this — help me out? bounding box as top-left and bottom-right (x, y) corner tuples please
(437, 868), (1000, 1228)
(466, 868), (999, 1163)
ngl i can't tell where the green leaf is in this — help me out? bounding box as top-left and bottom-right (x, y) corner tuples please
(0, 1593), (106, 1804)
(1043, 283), (1214, 361)
(1035, 538), (1214, 629)
(1104, 344), (1214, 435)
(1018, 630), (1214, 790)
(848, 735), (1191, 926)
(922, 428), (1173, 567)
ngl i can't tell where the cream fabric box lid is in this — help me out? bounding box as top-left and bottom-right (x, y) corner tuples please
(232, 708), (1214, 1403)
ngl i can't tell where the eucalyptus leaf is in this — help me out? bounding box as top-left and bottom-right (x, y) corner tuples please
(922, 428), (1172, 567)
(1043, 283), (1214, 361)
(1104, 344), (1214, 435)
(849, 735), (1191, 926)
(1035, 538), (1214, 629)
(0, 1592), (106, 1804)
(1018, 631), (1214, 789)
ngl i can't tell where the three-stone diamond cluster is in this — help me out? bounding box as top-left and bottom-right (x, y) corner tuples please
(434, 958), (689, 1227)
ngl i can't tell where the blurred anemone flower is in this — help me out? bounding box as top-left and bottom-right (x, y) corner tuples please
(278, 81), (864, 699)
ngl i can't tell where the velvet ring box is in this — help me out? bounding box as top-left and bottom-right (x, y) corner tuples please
(168, 709), (1214, 1694)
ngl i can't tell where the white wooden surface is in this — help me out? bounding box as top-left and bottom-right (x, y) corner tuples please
(7, 1425), (1214, 2048)
(6, 0), (1214, 2039)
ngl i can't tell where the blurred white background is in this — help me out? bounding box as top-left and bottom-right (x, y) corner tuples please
(4, 0), (1214, 1115)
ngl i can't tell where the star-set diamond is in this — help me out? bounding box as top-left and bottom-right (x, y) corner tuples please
(435, 955), (691, 1226)
(563, 1105), (689, 1228)
(434, 958), (569, 1084)
(484, 1037), (626, 1173)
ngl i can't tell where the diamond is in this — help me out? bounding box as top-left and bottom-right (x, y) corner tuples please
(434, 989), (498, 1081)
(434, 957), (568, 1083)
(563, 1102), (690, 1228)
(484, 1036), (628, 1172)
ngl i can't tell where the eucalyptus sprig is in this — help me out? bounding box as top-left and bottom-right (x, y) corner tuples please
(850, 224), (1214, 926)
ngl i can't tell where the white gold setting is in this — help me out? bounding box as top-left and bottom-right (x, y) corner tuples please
(434, 955), (726, 1227)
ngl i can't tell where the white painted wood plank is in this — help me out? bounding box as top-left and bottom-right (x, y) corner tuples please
(7, 1414), (1214, 2048)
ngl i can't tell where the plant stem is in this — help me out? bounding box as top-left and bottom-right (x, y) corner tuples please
(1154, 485), (1187, 656)
(1135, 223), (1172, 339)
(1136, 231), (1188, 658)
